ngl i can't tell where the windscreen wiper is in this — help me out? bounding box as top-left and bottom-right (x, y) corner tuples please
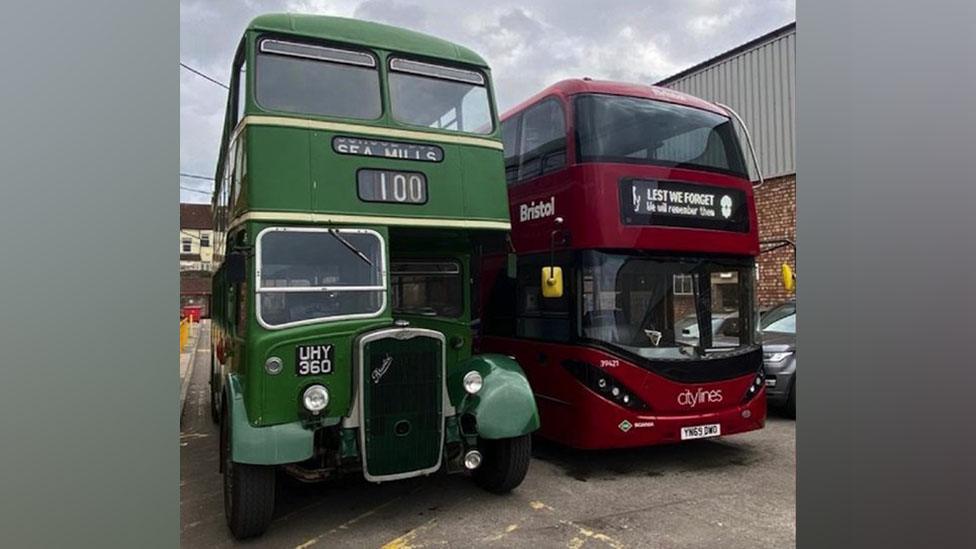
(327, 229), (373, 266)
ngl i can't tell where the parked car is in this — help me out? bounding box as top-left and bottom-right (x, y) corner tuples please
(676, 312), (741, 346)
(761, 300), (796, 417)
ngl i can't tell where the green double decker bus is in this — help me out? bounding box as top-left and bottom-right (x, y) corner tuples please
(209, 14), (539, 539)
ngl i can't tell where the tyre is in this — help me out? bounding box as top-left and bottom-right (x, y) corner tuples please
(221, 404), (276, 539)
(786, 379), (796, 419)
(473, 434), (532, 494)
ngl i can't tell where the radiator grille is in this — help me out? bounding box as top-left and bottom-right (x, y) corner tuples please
(361, 332), (443, 478)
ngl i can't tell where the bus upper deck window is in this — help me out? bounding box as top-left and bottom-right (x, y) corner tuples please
(255, 38), (381, 120)
(388, 57), (492, 135)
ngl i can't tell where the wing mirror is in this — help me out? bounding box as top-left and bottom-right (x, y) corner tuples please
(227, 251), (246, 284)
(781, 263), (796, 292)
(541, 266), (563, 298)
(542, 217), (565, 298)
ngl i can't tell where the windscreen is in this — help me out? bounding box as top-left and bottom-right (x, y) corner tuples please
(255, 38), (382, 119)
(389, 58), (492, 134)
(579, 251), (757, 359)
(575, 94), (748, 178)
(256, 228), (386, 327)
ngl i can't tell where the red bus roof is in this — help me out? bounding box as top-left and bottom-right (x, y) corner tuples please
(500, 78), (729, 120)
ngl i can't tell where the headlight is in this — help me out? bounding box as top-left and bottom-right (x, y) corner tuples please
(463, 450), (483, 470)
(741, 371), (765, 403)
(264, 356), (283, 375)
(463, 370), (483, 394)
(763, 352), (793, 362)
(302, 384), (329, 413)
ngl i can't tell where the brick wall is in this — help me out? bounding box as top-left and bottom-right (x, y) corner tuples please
(755, 174), (796, 309)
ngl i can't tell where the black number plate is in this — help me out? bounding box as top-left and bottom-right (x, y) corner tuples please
(295, 344), (334, 376)
(357, 169), (428, 204)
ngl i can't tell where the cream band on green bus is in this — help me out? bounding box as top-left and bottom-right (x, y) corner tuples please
(227, 211), (511, 231)
(231, 115), (505, 150)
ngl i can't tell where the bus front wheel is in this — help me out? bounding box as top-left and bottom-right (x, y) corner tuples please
(221, 405), (275, 539)
(473, 434), (532, 494)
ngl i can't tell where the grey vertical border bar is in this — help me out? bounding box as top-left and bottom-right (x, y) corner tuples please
(0, 1), (178, 547)
(799, 1), (976, 547)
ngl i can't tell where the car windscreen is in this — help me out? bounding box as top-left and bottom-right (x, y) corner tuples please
(575, 93), (748, 178)
(388, 58), (492, 134)
(763, 313), (796, 334)
(255, 38), (381, 120)
(761, 302), (796, 330)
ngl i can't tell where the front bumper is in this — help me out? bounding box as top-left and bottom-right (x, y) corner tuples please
(763, 356), (796, 405)
(571, 390), (767, 449)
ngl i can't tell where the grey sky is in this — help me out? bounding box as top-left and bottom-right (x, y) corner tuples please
(180, 0), (794, 203)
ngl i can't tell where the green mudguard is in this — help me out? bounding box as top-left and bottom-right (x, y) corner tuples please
(452, 354), (540, 439)
(226, 375), (314, 465)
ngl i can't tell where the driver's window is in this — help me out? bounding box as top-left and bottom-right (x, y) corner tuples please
(390, 260), (464, 318)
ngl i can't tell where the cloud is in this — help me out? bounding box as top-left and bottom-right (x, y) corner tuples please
(180, 0), (794, 203)
(354, 0), (430, 31)
(687, 5), (747, 38)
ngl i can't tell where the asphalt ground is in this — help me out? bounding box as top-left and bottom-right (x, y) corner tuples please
(181, 329), (795, 548)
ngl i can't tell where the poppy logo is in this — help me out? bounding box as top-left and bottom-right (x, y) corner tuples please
(720, 195), (733, 219)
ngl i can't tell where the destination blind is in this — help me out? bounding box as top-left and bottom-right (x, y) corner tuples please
(619, 179), (748, 232)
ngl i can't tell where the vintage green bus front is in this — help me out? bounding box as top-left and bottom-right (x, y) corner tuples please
(209, 14), (539, 539)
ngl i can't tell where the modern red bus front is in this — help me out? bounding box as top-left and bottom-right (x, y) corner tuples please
(479, 335), (765, 449)
(477, 79), (766, 449)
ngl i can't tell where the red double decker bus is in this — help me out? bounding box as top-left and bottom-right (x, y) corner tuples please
(477, 79), (766, 449)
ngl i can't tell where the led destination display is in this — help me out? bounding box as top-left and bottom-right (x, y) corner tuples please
(619, 179), (748, 232)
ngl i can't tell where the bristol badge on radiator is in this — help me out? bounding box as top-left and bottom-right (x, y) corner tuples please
(371, 354), (394, 384)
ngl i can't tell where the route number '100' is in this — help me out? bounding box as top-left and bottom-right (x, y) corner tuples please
(380, 172), (424, 202)
(357, 169), (428, 204)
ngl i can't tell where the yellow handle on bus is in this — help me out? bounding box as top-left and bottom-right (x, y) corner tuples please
(542, 266), (564, 298)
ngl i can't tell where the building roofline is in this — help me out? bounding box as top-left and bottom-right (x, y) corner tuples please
(656, 21), (795, 86)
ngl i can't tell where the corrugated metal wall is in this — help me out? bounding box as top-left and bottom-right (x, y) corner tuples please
(660, 27), (796, 179)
